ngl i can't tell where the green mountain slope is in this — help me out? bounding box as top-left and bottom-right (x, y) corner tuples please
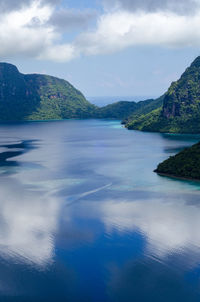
(94, 97), (163, 120)
(25, 74), (96, 120)
(0, 63), (96, 121)
(124, 96), (164, 126)
(155, 142), (200, 180)
(126, 56), (200, 133)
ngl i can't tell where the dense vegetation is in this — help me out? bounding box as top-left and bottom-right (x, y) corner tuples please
(94, 99), (160, 120)
(126, 56), (200, 133)
(124, 96), (164, 126)
(25, 74), (97, 120)
(94, 101), (138, 119)
(155, 142), (200, 180)
(0, 63), (96, 121)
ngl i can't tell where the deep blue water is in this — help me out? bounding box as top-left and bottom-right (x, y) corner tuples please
(0, 119), (200, 301)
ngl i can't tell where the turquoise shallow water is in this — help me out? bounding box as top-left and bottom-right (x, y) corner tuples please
(0, 119), (200, 301)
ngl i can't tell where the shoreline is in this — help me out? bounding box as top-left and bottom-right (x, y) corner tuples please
(154, 171), (200, 183)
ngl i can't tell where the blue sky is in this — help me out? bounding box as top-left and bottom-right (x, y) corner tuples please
(1, 0), (200, 101)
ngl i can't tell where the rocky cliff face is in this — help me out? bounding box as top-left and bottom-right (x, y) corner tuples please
(126, 56), (200, 134)
(0, 63), (96, 120)
(161, 56), (200, 120)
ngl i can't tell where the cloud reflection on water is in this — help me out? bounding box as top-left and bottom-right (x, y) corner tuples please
(99, 196), (200, 261)
(0, 178), (61, 267)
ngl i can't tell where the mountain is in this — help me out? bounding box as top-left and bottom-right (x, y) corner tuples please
(126, 56), (200, 133)
(155, 142), (200, 180)
(0, 63), (96, 121)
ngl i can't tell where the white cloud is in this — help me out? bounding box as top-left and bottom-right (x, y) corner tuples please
(38, 43), (78, 62)
(0, 0), (85, 62)
(75, 9), (200, 57)
(0, 1), (55, 57)
(1, 0), (200, 62)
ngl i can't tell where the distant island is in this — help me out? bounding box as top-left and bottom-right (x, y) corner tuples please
(155, 142), (200, 180)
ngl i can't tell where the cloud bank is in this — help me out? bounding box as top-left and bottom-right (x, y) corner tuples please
(103, 0), (199, 15)
(1, 0), (200, 62)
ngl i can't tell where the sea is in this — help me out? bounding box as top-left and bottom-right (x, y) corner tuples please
(0, 119), (199, 301)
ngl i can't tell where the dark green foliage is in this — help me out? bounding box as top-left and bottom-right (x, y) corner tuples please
(94, 101), (138, 119)
(126, 108), (163, 131)
(126, 56), (200, 134)
(93, 98), (163, 120)
(0, 63), (40, 120)
(126, 108), (200, 133)
(25, 74), (97, 120)
(162, 57), (200, 120)
(0, 63), (96, 121)
(124, 96), (164, 126)
(155, 142), (200, 180)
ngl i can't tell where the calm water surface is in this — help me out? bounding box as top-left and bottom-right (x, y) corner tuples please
(0, 119), (200, 301)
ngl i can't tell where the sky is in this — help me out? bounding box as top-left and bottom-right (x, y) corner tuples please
(1, 0), (200, 101)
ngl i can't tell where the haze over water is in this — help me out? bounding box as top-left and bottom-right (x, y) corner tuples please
(0, 119), (200, 301)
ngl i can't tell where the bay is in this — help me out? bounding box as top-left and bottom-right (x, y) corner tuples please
(0, 119), (199, 301)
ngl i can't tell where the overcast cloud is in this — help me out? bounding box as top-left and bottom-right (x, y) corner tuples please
(0, 0), (60, 12)
(103, 0), (199, 15)
(0, 0), (200, 62)
(48, 9), (96, 32)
